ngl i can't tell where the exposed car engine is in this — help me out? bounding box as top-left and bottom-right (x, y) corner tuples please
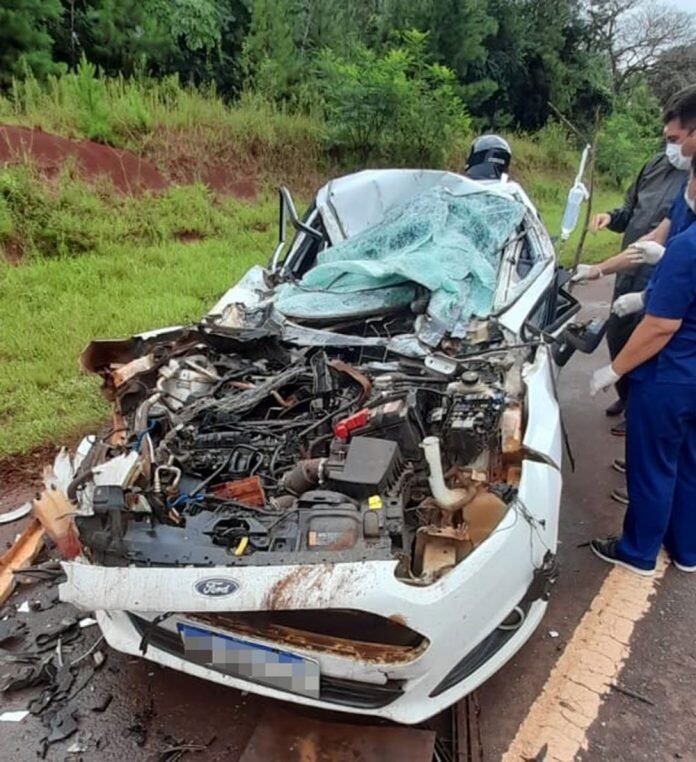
(72, 328), (527, 583)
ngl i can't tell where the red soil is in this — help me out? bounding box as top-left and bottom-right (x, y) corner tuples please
(0, 124), (168, 194)
(0, 124), (259, 200)
(201, 168), (257, 200)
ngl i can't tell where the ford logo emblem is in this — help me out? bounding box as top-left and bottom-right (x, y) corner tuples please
(194, 577), (239, 597)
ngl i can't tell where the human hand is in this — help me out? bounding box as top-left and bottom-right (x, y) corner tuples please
(590, 213), (611, 233)
(612, 292), (645, 317)
(590, 364), (621, 396)
(626, 241), (665, 266)
(571, 264), (603, 283)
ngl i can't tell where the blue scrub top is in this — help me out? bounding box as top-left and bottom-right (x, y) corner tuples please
(666, 180), (696, 242)
(640, 180), (696, 320)
(631, 221), (696, 384)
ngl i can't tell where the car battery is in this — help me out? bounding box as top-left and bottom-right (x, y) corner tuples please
(355, 396), (423, 460)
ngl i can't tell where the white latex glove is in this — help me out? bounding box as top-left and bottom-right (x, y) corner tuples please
(571, 264), (603, 283)
(626, 240), (665, 266)
(612, 291), (645, 317)
(590, 364), (621, 396)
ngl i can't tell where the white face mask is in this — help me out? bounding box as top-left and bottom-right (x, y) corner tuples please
(666, 142), (691, 170)
(685, 184), (696, 214)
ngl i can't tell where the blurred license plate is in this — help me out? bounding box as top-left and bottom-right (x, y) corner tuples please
(178, 623), (320, 698)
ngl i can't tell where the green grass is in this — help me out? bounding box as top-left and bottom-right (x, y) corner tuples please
(534, 186), (625, 266)
(0, 67), (324, 151)
(0, 163), (275, 260)
(0, 196), (277, 456)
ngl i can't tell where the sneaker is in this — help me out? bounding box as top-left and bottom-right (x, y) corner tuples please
(610, 419), (626, 437)
(610, 486), (628, 504)
(612, 458), (626, 474)
(605, 398), (625, 417)
(673, 560), (696, 572)
(590, 538), (654, 576)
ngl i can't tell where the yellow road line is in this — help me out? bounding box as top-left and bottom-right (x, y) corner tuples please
(502, 555), (668, 761)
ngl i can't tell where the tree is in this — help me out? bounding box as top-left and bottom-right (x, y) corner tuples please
(316, 31), (470, 166)
(468, 0), (610, 130)
(241, 0), (303, 102)
(0, 0), (63, 87)
(596, 79), (661, 185)
(50, 0), (172, 76)
(49, 0), (249, 95)
(587, 0), (696, 94)
(152, 0), (250, 95)
(647, 42), (696, 105)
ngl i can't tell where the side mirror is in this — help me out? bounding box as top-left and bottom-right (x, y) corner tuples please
(552, 317), (607, 366)
(269, 186), (322, 272)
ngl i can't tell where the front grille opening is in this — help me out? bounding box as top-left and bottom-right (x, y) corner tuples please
(188, 609), (428, 664)
(128, 613), (404, 709)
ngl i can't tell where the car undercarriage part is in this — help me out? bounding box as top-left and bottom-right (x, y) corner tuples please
(71, 328), (528, 582)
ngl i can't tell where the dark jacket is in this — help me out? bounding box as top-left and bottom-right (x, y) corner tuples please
(607, 151), (687, 295)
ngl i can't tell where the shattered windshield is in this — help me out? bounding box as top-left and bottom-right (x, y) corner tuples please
(275, 186), (526, 345)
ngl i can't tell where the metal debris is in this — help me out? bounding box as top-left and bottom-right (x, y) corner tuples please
(34, 616), (80, 652)
(13, 561), (65, 584)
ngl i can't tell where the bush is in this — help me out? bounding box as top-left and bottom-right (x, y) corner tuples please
(316, 31), (470, 167)
(596, 82), (661, 187)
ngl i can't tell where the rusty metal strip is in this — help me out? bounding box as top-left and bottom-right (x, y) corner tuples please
(240, 707), (436, 762)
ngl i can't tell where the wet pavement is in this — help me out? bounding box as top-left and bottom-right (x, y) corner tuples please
(2, 279), (695, 760)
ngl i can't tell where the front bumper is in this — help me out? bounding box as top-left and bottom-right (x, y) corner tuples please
(61, 460), (560, 724)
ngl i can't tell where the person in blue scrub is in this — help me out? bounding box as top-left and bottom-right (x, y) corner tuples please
(588, 157), (696, 575)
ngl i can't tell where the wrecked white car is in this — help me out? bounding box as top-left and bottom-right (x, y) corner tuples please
(59, 170), (601, 724)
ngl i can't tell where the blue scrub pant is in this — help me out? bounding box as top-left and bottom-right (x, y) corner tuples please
(617, 377), (696, 569)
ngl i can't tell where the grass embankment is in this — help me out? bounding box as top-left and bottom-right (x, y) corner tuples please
(0, 174), (278, 455)
(0, 73), (325, 190)
(0, 77), (624, 457)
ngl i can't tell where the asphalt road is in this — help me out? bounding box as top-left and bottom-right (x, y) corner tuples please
(2, 279), (695, 761)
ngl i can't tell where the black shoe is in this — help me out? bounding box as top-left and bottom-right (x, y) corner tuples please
(590, 538), (654, 576)
(610, 486), (628, 504)
(612, 458), (626, 474)
(605, 399), (625, 417)
(610, 419), (626, 437)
